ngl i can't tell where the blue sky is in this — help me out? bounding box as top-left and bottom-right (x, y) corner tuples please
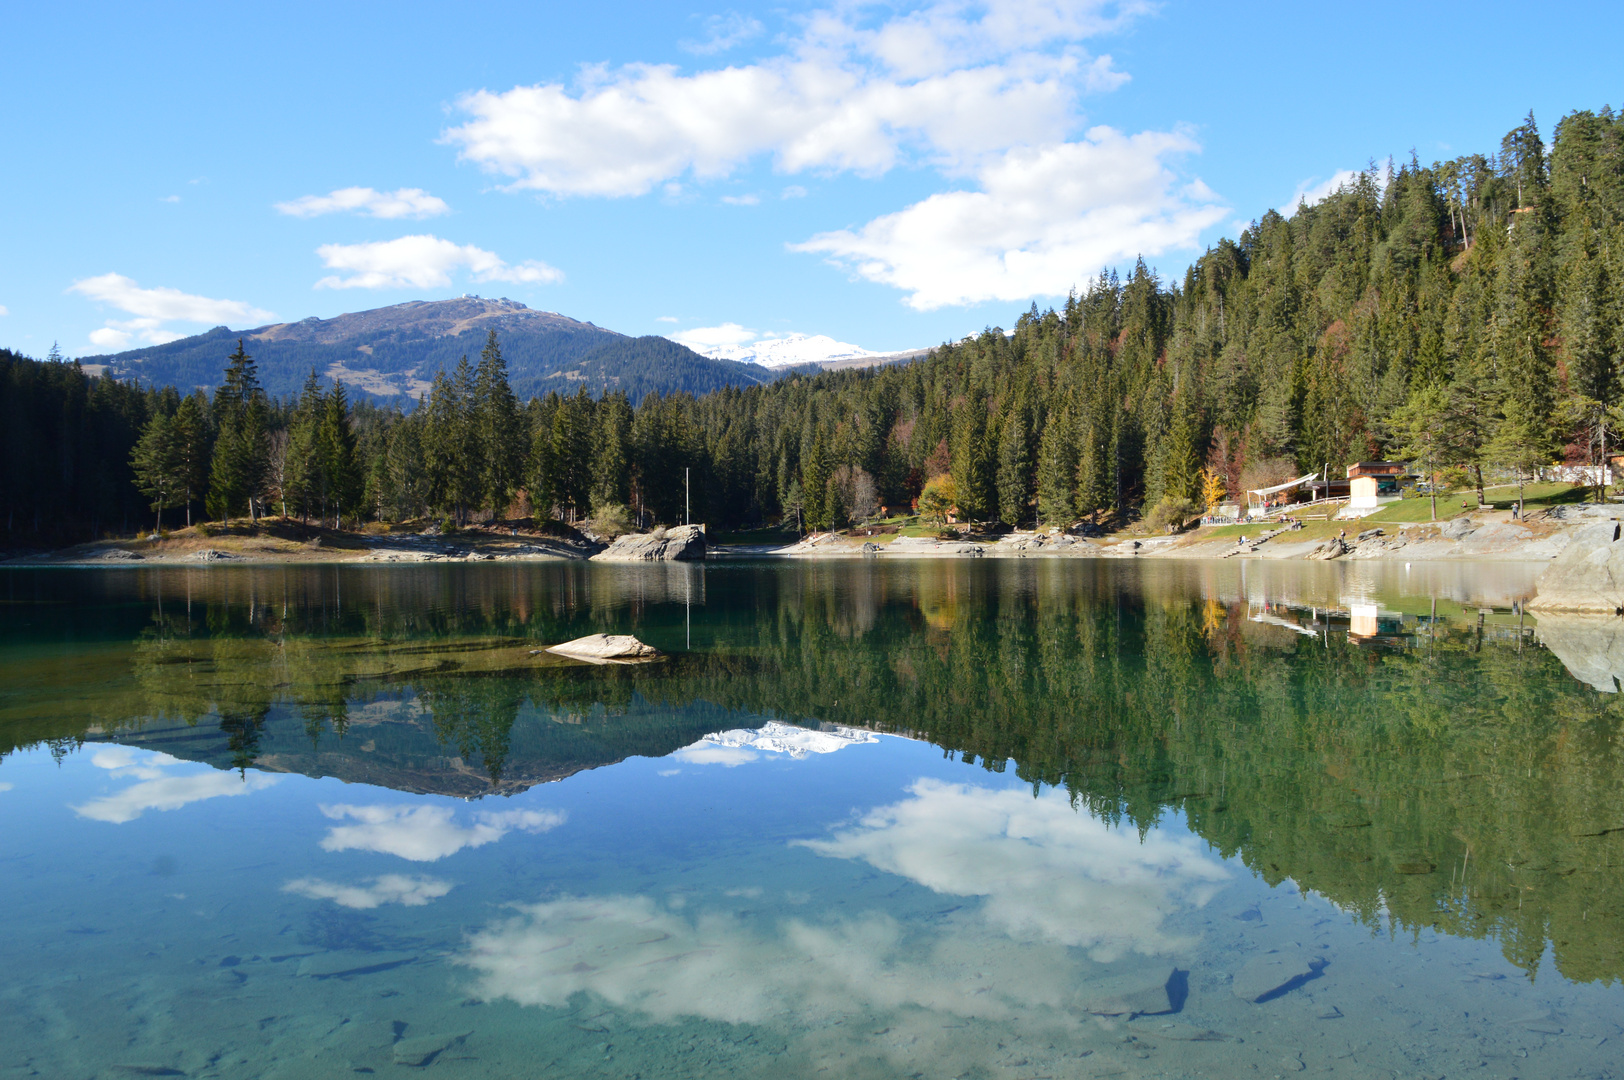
(2, 1), (1621, 360)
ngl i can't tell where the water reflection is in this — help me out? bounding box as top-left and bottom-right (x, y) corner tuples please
(3, 559), (1624, 990)
(802, 779), (1229, 961)
(281, 874), (454, 910)
(72, 746), (279, 823)
(316, 803), (566, 861)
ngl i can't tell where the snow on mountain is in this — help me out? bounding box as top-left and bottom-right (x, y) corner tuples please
(678, 331), (883, 369)
(671, 721), (878, 766)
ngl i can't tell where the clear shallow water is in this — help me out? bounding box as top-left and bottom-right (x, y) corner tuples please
(1, 559), (1621, 1079)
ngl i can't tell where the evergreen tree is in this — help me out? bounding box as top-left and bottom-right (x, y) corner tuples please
(319, 383), (360, 528)
(205, 340), (268, 526)
(130, 411), (183, 532)
(474, 330), (524, 516)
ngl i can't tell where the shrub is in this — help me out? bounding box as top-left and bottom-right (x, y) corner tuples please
(588, 503), (633, 538)
(1144, 496), (1198, 533)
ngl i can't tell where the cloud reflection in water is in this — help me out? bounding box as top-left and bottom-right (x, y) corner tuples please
(318, 804), (565, 861)
(801, 778), (1229, 961)
(72, 745), (281, 823)
(282, 874), (454, 909)
(460, 780), (1228, 1028)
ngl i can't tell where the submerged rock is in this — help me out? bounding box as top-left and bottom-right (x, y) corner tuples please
(295, 950), (417, 978)
(1080, 966), (1179, 1016)
(1231, 950), (1324, 1002)
(592, 524), (706, 562)
(393, 1031), (471, 1066)
(1528, 520), (1624, 613)
(544, 634), (663, 663)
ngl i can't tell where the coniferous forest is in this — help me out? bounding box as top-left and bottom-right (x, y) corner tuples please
(3, 108), (1622, 544)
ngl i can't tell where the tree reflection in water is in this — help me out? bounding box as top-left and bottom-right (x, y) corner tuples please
(0, 560), (1619, 985)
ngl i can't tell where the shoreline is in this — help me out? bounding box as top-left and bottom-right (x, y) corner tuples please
(4, 502), (1617, 569)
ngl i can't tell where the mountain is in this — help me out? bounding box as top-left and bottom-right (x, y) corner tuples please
(78, 296), (777, 403)
(678, 331), (931, 372)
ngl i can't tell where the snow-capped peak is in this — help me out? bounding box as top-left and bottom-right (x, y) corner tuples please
(675, 330), (883, 368)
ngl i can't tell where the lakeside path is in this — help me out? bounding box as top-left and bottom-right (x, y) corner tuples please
(741, 503), (1617, 564)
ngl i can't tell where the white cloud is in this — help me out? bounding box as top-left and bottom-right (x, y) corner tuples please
(793, 127), (1229, 309)
(314, 235), (563, 290)
(681, 11), (764, 55)
(283, 874), (453, 909)
(275, 186), (451, 220)
(0, 305), (8, 317)
(72, 746), (281, 823)
(668, 322), (761, 351)
(69, 273), (274, 350)
(800, 778), (1229, 961)
(720, 193), (760, 206)
(654, 315), (679, 324)
(0, 782), (13, 792)
(437, 1), (1221, 310)
(160, 195), (181, 203)
(441, 1), (1139, 198)
(317, 803), (565, 861)
(1278, 168), (1360, 217)
(781, 185), (808, 199)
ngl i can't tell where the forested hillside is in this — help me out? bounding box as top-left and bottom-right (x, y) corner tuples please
(5, 106), (1620, 543)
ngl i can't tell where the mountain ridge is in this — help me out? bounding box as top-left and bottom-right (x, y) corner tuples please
(78, 297), (777, 404)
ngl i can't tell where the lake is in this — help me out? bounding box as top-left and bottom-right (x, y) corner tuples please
(1, 559), (1620, 1079)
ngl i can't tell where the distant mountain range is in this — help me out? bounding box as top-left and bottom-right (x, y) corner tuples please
(677, 330), (931, 371)
(76, 297), (784, 404)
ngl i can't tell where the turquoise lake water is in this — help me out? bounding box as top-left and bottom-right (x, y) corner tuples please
(0, 559), (1620, 1079)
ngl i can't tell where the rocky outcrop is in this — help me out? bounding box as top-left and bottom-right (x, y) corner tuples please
(1527, 520), (1624, 613)
(543, 634), (663, 663)
(591, 525), (706, 562)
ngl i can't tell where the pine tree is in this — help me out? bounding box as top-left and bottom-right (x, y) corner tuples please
(1036, 406), (1077, 526)
(949, 391), (991, 522)
(473, 330), (524, 517)
(319, 383), (360, 529)
(995, 402), (1032, 526)
(205, 339), (268, 527)
(171, 392), (209, 527)
(130, 410), (182, 533)
(591, 391), (633, 512)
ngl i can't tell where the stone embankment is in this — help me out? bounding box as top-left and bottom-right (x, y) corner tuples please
(591, 524), (707, 562)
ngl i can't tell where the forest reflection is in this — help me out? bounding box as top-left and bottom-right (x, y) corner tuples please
(1, 560), (1619, 986)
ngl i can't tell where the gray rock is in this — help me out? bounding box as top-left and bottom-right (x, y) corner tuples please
(544, 634), (662, 664)
(1529, 521), (1624, 613)
(1080, 966), (1178, 1016)
(185, 548), (240, 562)
(592, 524), (706, 562)
(393, 1031), (470, 1067)
(295, 950), (417, 978)
(1441, 516), (1477, 540)
(1231, 950), (1323, 1002)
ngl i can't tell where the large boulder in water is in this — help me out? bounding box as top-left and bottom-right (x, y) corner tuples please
(591, 524), (706, 562)
(544, 634), (662, 663)
(1528, 520), (1624, 613)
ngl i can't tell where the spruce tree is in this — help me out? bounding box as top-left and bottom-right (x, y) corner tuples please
(474, 330), (523, 517)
